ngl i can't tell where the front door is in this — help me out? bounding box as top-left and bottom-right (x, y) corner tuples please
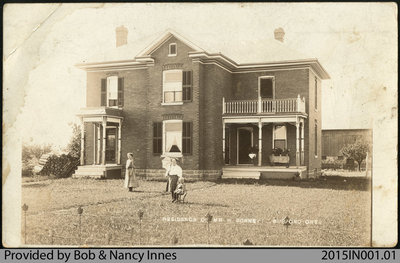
(105, 128), (116, 163)
(237, 128), (253, 164)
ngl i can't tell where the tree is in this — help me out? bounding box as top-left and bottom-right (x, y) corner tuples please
(21, 143), (52, 177)
(340, 140), (370, 171)
(66, 122), (81, 159)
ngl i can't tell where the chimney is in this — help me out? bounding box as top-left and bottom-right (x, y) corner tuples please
(274, 27), (285, 43)
(116, 25), (128, 47)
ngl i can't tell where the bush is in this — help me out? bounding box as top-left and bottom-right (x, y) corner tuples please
(321, 157), (346, 170)
(41, 154), (79, 178)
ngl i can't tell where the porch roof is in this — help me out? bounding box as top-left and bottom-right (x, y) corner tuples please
(77, 107), (123, 122)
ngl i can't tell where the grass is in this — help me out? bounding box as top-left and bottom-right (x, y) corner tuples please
(22, 175), (371, 247)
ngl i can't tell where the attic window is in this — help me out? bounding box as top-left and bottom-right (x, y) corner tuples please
(169, 43), (177, 56)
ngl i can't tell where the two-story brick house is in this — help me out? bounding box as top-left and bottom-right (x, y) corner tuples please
(74, 27), (329, 180)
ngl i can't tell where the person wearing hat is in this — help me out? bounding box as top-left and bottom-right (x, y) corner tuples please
(124, 153), (139, 192)
(165, 158), (182, 202)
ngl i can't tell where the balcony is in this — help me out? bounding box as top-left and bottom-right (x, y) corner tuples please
(222, 95), (306, 115)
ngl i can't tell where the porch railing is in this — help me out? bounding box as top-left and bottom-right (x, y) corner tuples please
(223, 95), (306, 114)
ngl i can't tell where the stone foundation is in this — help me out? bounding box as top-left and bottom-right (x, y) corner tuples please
(133, 169), (222, 181)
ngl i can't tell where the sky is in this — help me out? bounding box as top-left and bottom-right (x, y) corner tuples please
(4, 3), (397, 149)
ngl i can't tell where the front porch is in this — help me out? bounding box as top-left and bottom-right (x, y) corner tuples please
(73, 107), (124, 178)
(222, 95), (307, 179)
(222, 165), (307, 180)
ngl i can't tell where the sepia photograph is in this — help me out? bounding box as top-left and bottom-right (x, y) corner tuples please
(3, 3), (397, 247)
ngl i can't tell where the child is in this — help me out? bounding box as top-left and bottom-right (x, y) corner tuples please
(174, 177), (187, 203)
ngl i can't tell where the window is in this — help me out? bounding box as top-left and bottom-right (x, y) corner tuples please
(273, 125), (287, 149)
(154, 121), (193, 155)
(314, 122), (318, 156)
(259, 77), (274, 99)
(153, 122), (162, 154)
(169, 43), (177, 56)
(163, 70), (192, 103)
(182, 71), (192, 101)
(164, 120), (182, 154)
(182, 122), (192, 154)
(101, 76), (124, 107)
(315, 77), (318, 109)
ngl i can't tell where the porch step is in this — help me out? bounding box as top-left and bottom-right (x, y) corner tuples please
(73, 166), (106, 178)
(72, 165), (123, 179)
(222, 169), (260, 179)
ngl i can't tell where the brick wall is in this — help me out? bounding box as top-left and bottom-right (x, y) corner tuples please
(144, 36), (200, 171)
(200, 64), (232, 169)
(230, 69), (309, 100)
(307, 70), (322, 177)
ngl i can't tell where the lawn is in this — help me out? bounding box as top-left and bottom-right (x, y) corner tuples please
(22, 175), (371, 246)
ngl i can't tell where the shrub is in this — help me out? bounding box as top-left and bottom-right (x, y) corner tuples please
(321, 157), (346, 170)
(66, 123), (81, 159)
(41, 154), (79, 178)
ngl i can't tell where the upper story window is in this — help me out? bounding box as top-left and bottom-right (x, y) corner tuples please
(259, 77), (274, 99)
(168, 43), (177, 56)
(163, 70), (192, 104)
(101, 76), (124, 107)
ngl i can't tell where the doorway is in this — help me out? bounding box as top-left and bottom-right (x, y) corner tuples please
(237, 127), (253, 164)
(105, 127), (117, 163)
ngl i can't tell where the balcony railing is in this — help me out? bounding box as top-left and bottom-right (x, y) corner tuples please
(223, 95), (306, 114)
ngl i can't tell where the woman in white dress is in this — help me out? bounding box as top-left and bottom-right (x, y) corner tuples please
(124, 153), (138, 192)
(165, 158), (182, 202)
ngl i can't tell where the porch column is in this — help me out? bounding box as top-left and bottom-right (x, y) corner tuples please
(301, 121), (305, 165)
(258, 120), (262, 166)
(296, 121), (300, 167)
(97, 123), (101, 164)
(102, 116), (107, 165)
(80, 118), (85, 165)
(93, 124), (96, 165)
(117, 119), (122, 165)
(222, 120), (226, 164)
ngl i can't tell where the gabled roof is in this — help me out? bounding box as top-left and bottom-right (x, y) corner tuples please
(136, 29), (205, 57)
(77, 29), (330, 79)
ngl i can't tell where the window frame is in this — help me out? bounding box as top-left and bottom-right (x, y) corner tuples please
(258, 76), (275, 100)
(168, 43), (177, 56)
(162, 119), (183, 158)
(272, 124), (287, 149)
(162, 69), (184, 105)
(101, 76), (123, 108)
